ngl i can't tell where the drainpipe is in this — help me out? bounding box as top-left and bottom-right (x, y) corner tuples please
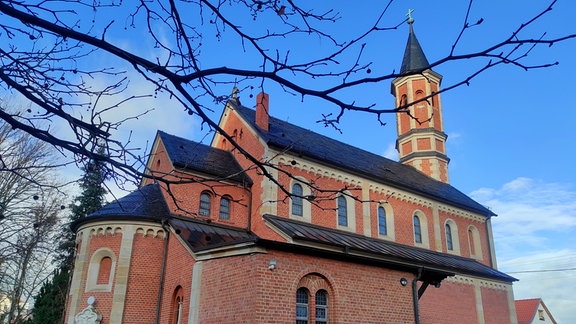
(412, 268), (423, 324)
(155, 220), (170, 324)
(484, 217), (494, 268)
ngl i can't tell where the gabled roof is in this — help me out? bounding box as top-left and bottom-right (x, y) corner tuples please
(515, 298), (557, 324)
(157, 131), (252, 186)
(264, 214), (515, 282)
(400, 23), (431, 74)
(73, 183), (170, 229)
(232, 103), (495, 217)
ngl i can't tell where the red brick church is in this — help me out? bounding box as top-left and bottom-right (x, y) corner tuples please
(65, 21), (518, 323)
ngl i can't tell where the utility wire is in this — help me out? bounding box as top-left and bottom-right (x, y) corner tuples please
(506, 267), (576, 274)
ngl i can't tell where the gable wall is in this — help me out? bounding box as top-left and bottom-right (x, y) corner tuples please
(214, 105), (285, 241)
(144, 137), (251, 228)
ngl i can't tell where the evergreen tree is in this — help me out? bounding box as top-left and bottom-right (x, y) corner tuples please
(27, 268), (69, 324)
(30, 152), (107, 323)
(60, 152), (108, 268)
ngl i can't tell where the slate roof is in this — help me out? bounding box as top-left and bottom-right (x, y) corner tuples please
(264, 214), (516, 282)
(157, 131), (252, 185)
(400, 23), (431, 74)
(73, 183), (170, 229)
(233, 103), (495, 217)
(169, 216), (257, 252)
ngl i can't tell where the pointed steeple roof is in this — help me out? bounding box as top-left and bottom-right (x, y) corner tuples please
(400, 21), (430, 74)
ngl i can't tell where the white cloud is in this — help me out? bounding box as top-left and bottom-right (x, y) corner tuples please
(500, 250), (576, 323)
(471, 178), (576, 323)
(382, 143), (398, 160)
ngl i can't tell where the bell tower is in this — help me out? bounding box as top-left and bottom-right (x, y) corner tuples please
(391, 15), (450, 183)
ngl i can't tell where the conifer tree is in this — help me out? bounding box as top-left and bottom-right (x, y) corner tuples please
(30, 151), (107, 324)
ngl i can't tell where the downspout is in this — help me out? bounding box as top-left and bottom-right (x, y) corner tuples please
(484, 217), (494, 268)
(412, 267), (423, 324)
(155, 220), (170, 324)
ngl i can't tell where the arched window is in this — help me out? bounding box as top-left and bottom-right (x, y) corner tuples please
(219, 197), (231, 220)
(296, 287), (309, 324)
(315, 290), (328, 324)
(378, 206), (387, 235)
(468, 225), (483, 260)
(292, 183), (303, 216)
(86, 248), (116, 292)
(96, 257), (112, 285)
(171, 286), (184, 324)
(468, 228), (476, 255)
(400, 94), (408, 107)
(337, 196), (347, 226)
(199, 192), (211, 216)
(445, 223), (454, 251)
(414, 215), (422, 244)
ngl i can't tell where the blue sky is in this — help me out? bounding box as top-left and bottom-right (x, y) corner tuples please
(5, 0), (573, 321)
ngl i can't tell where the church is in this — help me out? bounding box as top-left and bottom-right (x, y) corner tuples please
(65, 20), (518, 324)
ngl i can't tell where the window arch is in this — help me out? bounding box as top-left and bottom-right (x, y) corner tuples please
(86, 248), (116, 292)
(378, 206), (387, 236)
(315, 290), (328, 324)
(296, 287), (309, 324)
(413, 211), (429, 248)
(170, 286), (184, 324)
(219, 196), (231, 220)
(468, 225), (483, 260)
(337, 196), (347, 226)
(199, 191), (211, 216)
(292, 183), (303, 217)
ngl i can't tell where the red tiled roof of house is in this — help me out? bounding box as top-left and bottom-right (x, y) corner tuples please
(515, 298), (541, 324)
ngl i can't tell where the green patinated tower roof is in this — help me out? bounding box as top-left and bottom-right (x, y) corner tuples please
(400, 22), (430, 74)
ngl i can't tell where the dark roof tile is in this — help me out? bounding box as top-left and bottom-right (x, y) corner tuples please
(158, 131), (252, 185)
(400, 24), (430, 74)
(72, 183), (170, 230)
(233, 104), (494, 216)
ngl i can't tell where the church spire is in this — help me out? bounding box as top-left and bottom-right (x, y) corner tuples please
(392, 12), (450, 183)
(400, 12), (430, 74)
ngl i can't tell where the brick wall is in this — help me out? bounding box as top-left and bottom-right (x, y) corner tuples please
(419, 280), (478, 323)
(122, 230), (165, 322)
(198, 251), (415, 323)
